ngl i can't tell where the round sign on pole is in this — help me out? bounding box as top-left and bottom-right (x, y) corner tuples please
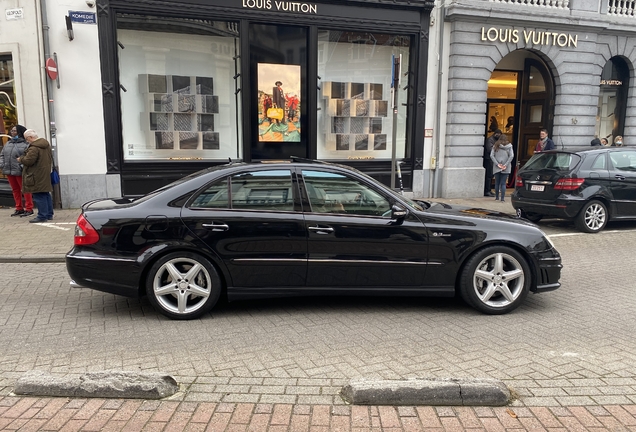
(46, 58), (58, 80)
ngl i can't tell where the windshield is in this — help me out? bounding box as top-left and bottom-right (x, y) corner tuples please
(523, 152), (581, 171)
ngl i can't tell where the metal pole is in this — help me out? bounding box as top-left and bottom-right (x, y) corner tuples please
(390, 55), (400, 190)
(39, 0), (62, 208)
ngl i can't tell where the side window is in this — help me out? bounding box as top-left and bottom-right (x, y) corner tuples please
(591, 154), (606, 170)
(230, 170), (294, 211)
(190, 178), (229, 208)
(610, 151), (636, 171)
(302, 170), (391, 217)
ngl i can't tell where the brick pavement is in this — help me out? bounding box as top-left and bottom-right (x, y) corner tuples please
(3, 200), (636, 430)
(1, 397), (636, 431)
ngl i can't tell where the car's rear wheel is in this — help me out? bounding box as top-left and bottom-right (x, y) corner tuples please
(146, 252), (221, 320)
(459, 246), (531, 315)
(575, 200), (607, 233)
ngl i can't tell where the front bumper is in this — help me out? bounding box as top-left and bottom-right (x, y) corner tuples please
(532, 254), (562, 293)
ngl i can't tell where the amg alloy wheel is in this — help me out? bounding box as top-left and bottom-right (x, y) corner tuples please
(575, 200), (607, 233)
(460, 246), (531, 314)
(146, 252), (221, 320)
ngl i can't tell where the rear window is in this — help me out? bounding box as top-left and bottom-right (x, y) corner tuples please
(523, 152), (581, 171)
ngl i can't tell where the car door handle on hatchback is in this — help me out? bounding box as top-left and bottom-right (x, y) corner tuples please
(614, 174), (625, 181)
(308, 226), (334, 234)
(201, 223), (229, 231)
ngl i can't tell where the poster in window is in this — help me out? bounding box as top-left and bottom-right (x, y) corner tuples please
(257, 63), (301, 142)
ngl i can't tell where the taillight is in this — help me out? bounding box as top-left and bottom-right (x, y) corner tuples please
(515, 175), (523, 187)
(554, 178), (585, 191)
(74, 214), (100, 245)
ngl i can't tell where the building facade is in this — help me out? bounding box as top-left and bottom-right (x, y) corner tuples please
(431, 0), (636, 197)
(1, 0), (635, 206)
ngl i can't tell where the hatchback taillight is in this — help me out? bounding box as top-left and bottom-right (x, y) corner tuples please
(515, 175), (523, 187)
(554, 178), (585, 191)
(74, 214), (100, 245)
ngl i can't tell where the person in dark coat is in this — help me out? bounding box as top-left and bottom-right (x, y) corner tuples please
(535, 129), (555, 153)
(483, 129), (501, 197)
(0, 125), (34, 216)
(590, 138), (602, 146)
(272, 81), (285, 124)
(17, 129), (54, 223)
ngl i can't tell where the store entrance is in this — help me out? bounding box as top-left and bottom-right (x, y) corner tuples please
(249, 24), (308, 160)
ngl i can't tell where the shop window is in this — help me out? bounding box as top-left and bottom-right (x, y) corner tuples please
(317, 30), (411, 161)
(117, 15), (242, 161)
(596, 57), (629, 145)
(0, 55), (17, 146)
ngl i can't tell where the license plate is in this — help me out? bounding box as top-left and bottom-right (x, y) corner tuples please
(530, 185), (545, 192)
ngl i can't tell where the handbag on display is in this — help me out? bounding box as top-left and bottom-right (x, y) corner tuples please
(50, 166), (60, 185)
(267, 107), (284, 121)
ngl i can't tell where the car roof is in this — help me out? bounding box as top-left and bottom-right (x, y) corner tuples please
(540, 146), (633, 155)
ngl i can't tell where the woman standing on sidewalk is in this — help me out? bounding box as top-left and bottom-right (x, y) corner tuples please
(0, 125), (34, 217)
(490, 134), (514, 203)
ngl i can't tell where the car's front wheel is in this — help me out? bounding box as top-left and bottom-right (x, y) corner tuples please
(146, 251), (221, 320)
(459, 246), (531, 314)
(575, 200), (607, 233)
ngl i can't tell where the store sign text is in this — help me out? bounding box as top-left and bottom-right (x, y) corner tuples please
(242, 0), (317, 14)
(600, 80), (622, 85)
(480, 27), (578, 48)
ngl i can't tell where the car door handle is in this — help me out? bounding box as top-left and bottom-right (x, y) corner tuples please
(308, 226), (334, 234)
(201, 223), (229, 232)
(615, 175), (625, 181)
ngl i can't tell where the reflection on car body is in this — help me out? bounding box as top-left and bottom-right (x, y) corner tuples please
(67, 158), (562, 320)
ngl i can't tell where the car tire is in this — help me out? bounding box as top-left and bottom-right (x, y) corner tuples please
(517, 208), (542, 223)
(146, 251), (222, 320)
(459, 246), (531, 315)
(574, 200), (607, 233)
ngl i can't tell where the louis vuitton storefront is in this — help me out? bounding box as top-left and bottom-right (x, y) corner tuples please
(97, 0), (433, 195)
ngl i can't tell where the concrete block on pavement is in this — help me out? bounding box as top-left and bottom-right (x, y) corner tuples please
(14, 370), (179, 399)
(340, 378), (511, 406)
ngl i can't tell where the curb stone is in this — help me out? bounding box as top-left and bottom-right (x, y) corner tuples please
(14, 371), (179, 399)
(340, 378), (511, 406)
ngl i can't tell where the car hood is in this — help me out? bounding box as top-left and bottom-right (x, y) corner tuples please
(423, 201), (534, 225)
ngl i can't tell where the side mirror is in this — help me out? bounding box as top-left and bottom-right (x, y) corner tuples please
(391, 204), (407, 220)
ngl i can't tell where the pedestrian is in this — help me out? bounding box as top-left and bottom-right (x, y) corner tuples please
(601, 138), (609, 146)
(490, 134), (514, 203)
(535, 128), (555, 153)
(0, 125), (34, 217)
(483, 128), (501, 197)
(613, 136), (624, 146)
(16, 129), (54, 223)
(591, 138), (602, 146)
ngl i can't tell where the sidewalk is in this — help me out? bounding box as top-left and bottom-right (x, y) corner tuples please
(1, 397), (635, 431)
(0, 196), (514, 263)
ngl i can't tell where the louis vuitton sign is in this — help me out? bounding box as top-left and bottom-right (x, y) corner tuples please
(480, 27), (578, 48)
(242, 0), (318, 13)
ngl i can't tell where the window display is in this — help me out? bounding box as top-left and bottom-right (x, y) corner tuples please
(118, 18), (241, 161)
(317, 31), (410, 160)
(257, 63), (301, 142)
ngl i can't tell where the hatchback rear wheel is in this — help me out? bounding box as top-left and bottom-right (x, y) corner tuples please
(575, 200), (607, 233)
(459, 246), (531, 314)
(146, 252), (221, 320)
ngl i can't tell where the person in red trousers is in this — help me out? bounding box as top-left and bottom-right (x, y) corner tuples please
(0, 125), (34, 217)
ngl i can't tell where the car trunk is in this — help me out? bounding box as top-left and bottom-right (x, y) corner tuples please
(516, 152), (582, 200)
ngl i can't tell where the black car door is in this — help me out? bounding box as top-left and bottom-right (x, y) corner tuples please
(608, 150), (636, 217)
(181, 168), (307, 288)
(299, 168), (428, 289)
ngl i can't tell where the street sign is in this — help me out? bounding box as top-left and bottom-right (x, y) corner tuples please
(5, 8), (24, 20)
(46, 58), (58, 81)
(68, 10), (96, 24)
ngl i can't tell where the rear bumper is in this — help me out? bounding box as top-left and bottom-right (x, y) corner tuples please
(66, 248), (142, 298)
(512, 194), (585, 219)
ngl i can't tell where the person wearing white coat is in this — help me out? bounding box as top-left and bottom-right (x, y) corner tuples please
(490, 134), (514, 202)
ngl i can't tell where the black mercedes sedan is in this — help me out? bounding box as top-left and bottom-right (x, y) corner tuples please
(67, 159), (562, 319)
